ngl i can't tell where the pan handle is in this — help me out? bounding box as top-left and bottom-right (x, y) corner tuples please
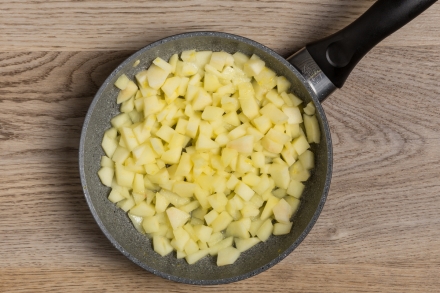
(289, 0), (437, 101)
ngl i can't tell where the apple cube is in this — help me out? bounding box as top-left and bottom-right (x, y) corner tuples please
(154, 192), (170, 213)
(234, 181), (255, 201)
(269, 163), (290, 189)
(292, 135), (310, 155)
(196, 134), (219, 151)
(161, 76), (181, 98)
(226, 135), (254, 154)
(273, 222), (293, 235)
(193, 225), (213, 243)
(172, 181), (197, 198)
(153, 57), (173, 73)
(114, 74), (130, 90)
(304, 114), (321, 143)
(256, 218), (274, 242)
(161, 148), (182, 164)
(272, 198), (293, 224)
(208, 236), (233, 255)
(235, 237), (261, 252)
(146, 64), (169, 89)
(153, 235), (173, 256)
(243, 59), (265, 77)
(117, 197), (135, 212)
(277, 76), (291, 93)
(298, 149), (314, 170)
(166, 207), (190, 229)
(260, 103), (289, 124)
(108, 189), (125, 203)
(260, 194), (280, 221)
(98, 167), (114, 187)
(211, 211), (233, 233)
(142, 216), (160, 233)
(204, 73), (222, 92)
(265, 89), (284, 108)
(115, 164), (135, 188)
(261, 136), (283, 154)
(282, 106), (303, 124)
(185, 249), (209, 264)
(226, 218), (251, 239)
(217, 246), (240, 266)
(117, 80), (138, 104)
(232, 51), (250, 69)
(201, 106), (224, 121)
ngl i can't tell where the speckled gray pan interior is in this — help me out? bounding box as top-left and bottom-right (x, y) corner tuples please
(79, 32), (332, 285)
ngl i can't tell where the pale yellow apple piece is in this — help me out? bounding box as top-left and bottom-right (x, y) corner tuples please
(303, 114), (321, 143)
(153, 235), (173, 256)
(273, 222), (293, 235)
(234, 181), (255, 201)
(217, 246), (240, 266)
(226, 135), (254, 154)
(185, 249), (209, 264)
(142, 216), (160, 233)
(98, 167), (114, 187)
(166, 207), (190, 230)
(235, 237), (261, 252)
(256, 218), (274, 242)
(117, 80), (138, 104)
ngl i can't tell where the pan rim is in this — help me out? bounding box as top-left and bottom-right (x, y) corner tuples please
(79, 31), (333, 285)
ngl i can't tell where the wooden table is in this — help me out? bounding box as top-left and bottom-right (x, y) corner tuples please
(1, 1), (439, 292)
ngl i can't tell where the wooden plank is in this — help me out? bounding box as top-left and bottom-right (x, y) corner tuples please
(0, 1), (439, 53)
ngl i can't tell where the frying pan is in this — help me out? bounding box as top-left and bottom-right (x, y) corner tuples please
(79, 0), (437, 285)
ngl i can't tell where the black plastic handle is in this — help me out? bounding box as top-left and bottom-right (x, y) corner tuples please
(306, 0), (437, 88)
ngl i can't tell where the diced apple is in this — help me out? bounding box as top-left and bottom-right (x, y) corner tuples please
(114, 74), (130, 90)
(153, 235), (174, 256)
(260, 103), (289, 124)
(129, 201), (155, 217)
(217, 246), (240, 266)
(98, 167), (114, 187)
(185, 249), (209, 264)
(155, 192), (170, 213)
(272, 198), (293, 224)
(211, 211), (233, 233)
(201, 106), (224, 121)
(292, 135), (310, 155)
(243, 59), (265, 77)
(273, 222), (293, 235)
(117, 80), (138, 104)
(299, 149), (314, 170)
(166, 207), (190, 229)
(265, 89), (284, 108)
(256, 218), (274, 242)
(208, 236), (233, 255)
(303, 114), (321, 143)
(254, 67), (277, 90)
(153, 57), (173, 73)
(260, 195), (280, 221)
(204, 73), (222, 92)
(142, 216), (160, 233)
(192, 88), (213, 111)
(196, 134), (219, 151)
(146, 64), (169, 89)
(234, 181), (255, 201)
(161, 148), (182, 164)
(235, 237), (261, 252)
(269, 163), (290, 189)
(226, 135), (254, 154)
(303, 102), (316, 115)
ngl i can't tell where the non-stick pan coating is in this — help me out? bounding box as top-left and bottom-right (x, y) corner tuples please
(79, 32), (332, 284)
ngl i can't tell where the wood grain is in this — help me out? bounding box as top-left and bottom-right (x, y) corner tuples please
(1, 0), (439, 292)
